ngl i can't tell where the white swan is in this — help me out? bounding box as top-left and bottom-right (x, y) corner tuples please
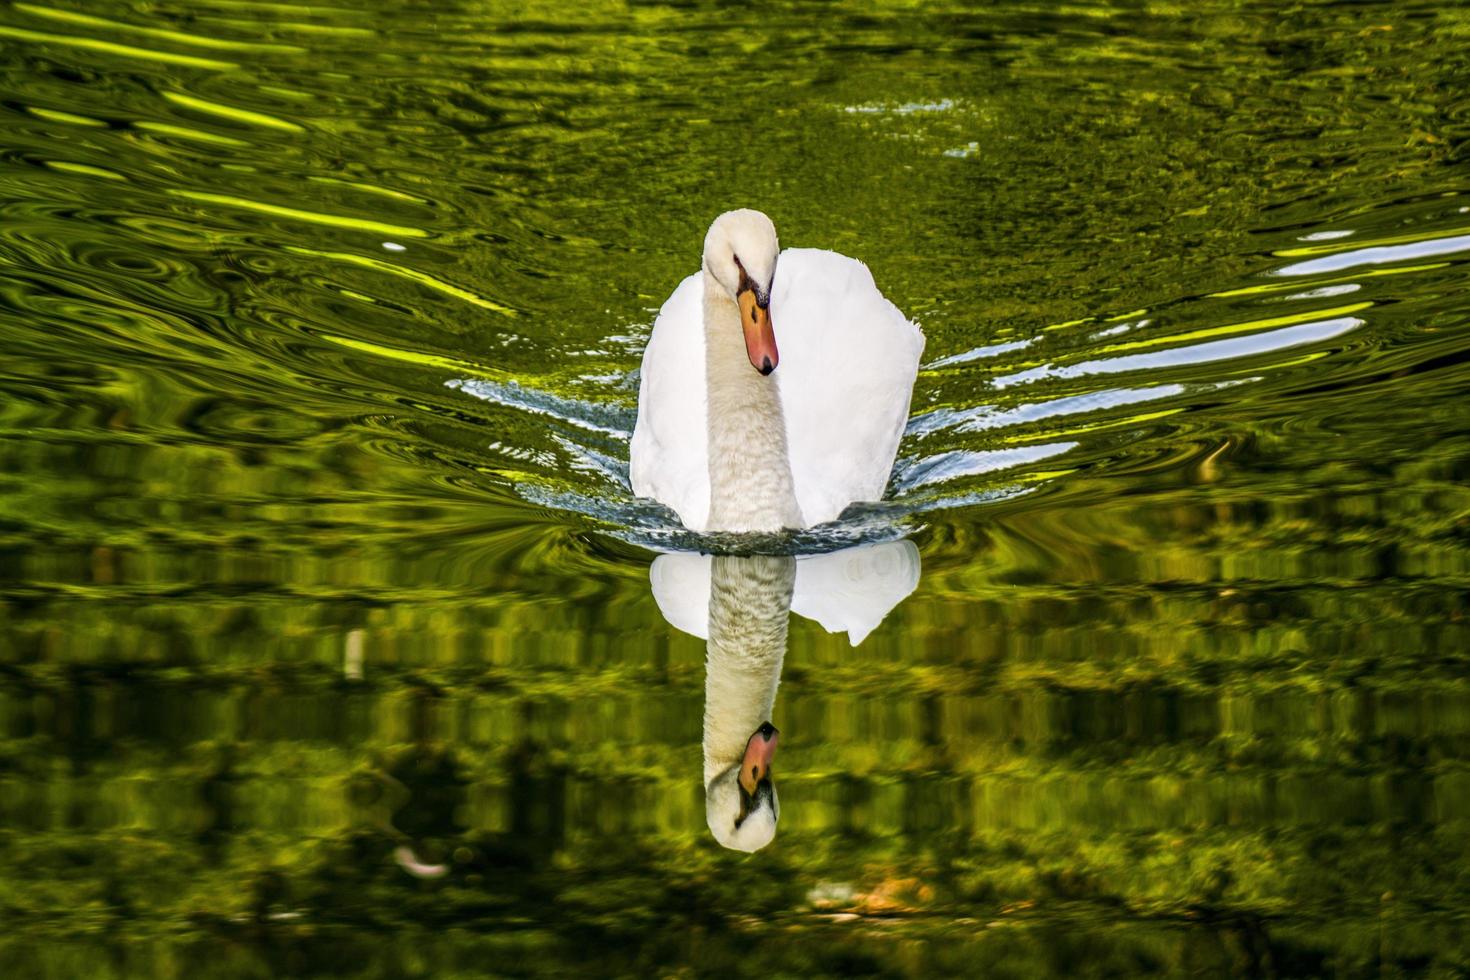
(630, 210), (925, 532)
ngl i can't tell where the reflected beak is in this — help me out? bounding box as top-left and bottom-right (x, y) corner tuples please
(736, 267), (777, 376)
(739, 721), (779, 795)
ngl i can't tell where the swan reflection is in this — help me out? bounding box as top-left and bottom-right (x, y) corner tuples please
(650, 541), (921, 851)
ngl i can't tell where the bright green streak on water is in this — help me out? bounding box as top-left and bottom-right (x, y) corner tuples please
(13, 3), (308, 54)
(0, 22), (237, 69)
(282, 244), (517, 314)
(1, 0), (1470, 977)
(162, 91), (306, 132)
(169, 190), (428, 237)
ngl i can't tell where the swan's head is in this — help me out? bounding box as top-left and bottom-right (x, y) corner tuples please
(705, 721), (780, 852)
(703, 209), (780, 376)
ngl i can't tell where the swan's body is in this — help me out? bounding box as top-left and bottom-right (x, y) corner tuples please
(631, 212), (925, 533)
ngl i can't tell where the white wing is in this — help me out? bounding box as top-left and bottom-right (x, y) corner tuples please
(630, 273), (710, 530)
(648, 541), (921, 646)
(772, 248), (925, 526)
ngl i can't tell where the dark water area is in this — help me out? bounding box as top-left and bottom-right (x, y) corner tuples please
(2, 0), (1470, 976)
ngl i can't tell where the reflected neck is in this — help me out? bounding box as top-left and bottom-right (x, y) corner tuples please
(703, 555), (796, 785)
(702, 271), (803, 532)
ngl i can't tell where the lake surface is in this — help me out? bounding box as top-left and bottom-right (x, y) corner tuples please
(3, 0), (1470, 975)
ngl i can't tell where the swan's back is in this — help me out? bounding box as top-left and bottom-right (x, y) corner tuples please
(772, 248), (924, 525)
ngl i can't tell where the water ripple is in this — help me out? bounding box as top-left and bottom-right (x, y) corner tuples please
(1273, 230), (1470, 277)
(1, 1), (1469, 964)
(994, 317), (1366, 388)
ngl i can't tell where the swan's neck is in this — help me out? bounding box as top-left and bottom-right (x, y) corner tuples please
(703, 555), (795, 786)
(703, 272), (803, 532)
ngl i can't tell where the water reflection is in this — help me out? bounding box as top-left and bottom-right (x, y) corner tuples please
(697, 555), (791, 852)
(651, 542), (921, 850)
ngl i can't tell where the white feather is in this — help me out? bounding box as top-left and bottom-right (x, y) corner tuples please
(773, 248), (925, 525)
(629, 272), (709, 530)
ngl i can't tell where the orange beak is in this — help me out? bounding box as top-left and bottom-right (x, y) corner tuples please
(738, 287), (778, 376)
(739, 722), (779, 794)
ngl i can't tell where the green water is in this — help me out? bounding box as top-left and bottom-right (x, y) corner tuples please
(3, 0), (1470, 975)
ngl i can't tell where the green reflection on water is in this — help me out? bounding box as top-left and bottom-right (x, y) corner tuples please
(2, 0), (1470, 975)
